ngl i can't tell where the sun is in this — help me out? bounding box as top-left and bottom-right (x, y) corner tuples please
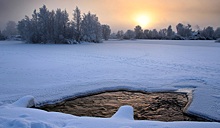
(135, 15), (150, 28)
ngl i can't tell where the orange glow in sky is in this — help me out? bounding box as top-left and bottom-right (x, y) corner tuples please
(48, 0), (220, 31)
(0, 0), (220, 31)
(134, 14), (151, 28)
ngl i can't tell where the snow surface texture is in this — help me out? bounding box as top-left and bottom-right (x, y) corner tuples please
(0, 40), (220, 123)
(0, 97), (220, 128)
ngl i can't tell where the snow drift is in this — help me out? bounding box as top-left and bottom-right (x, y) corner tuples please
(0, 96), (220, 128)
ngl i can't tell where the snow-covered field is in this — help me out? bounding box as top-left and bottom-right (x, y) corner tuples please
(0, 40), (220, 127)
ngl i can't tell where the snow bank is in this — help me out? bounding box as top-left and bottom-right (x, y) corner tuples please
(11, 95), (35, 108)
(0, 97), (220, 128)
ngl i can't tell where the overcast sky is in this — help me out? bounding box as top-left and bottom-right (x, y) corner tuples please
(0, 0), (220, 32)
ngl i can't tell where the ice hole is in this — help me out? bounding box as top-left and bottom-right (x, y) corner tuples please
(37, 91), (207, 121)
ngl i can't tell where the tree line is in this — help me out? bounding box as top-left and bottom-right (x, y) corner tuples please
(113, 24), (220, 40)
(16, 5), (111, 44)
(1, 5), (220, 42)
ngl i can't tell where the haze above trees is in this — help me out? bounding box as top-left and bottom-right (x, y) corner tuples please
(1, 5), (220, 43)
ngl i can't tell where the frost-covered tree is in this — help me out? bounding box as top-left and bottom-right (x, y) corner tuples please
(167, 25), (174, 38)
(176, 23), (184, 37)
(81, 12), (102, 43)
(54, 9), (63, 43)
(134, 25), (143, 39)
(17, 19), (26, 40)
(73, 6), (82, 42)
(17, 16), (33, 43)
(110, 32), (117, 39)
(62, 10), (69, 39)
(176, 23), (192, 38)
(124, 30), (135, 39)
(143, 29), (159, 39)
(37, 5), (51, 43)
(201, 26), (214, 40)
(158, 28), (167, 39)
(2, 21), (18, 38)
(65, 21), (75, 40)
(151, 29), (159, 39)
(116, 30), (124, 40)
(18, 5), (108, 44)
(214, 27), (220, 39)
(0, 30), (6, 40)
(148, 30), (154, 39)
(30, 9), (40, 43)
(143, 29), (150, 39)
(48, 10), (55, 42)
(54, 9), (69, 43)
(102, 25), (111, 40)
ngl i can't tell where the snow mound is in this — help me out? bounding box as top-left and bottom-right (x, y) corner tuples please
(11, 95), (35, 108)
(111, 105), (134, 120)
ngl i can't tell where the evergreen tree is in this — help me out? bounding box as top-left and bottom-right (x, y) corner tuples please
(81, 12), (102, 43)
(37, 5), (50, 43)
(73, 6), (82, 42)
(62, 10), (69, 39)
(48, 10), (55, 42)
(54, 9), (69, 43)
(17, 16), (33, 43)
(65, 21), (75, 40)
(31, 9), (40, 43)
(54, 9), (62, 43)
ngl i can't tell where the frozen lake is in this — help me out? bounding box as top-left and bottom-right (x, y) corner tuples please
(0, 40), (220, 121)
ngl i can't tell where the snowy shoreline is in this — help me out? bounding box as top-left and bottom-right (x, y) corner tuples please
(35, 86), (181, 107)
(0, 95), (220, 128)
